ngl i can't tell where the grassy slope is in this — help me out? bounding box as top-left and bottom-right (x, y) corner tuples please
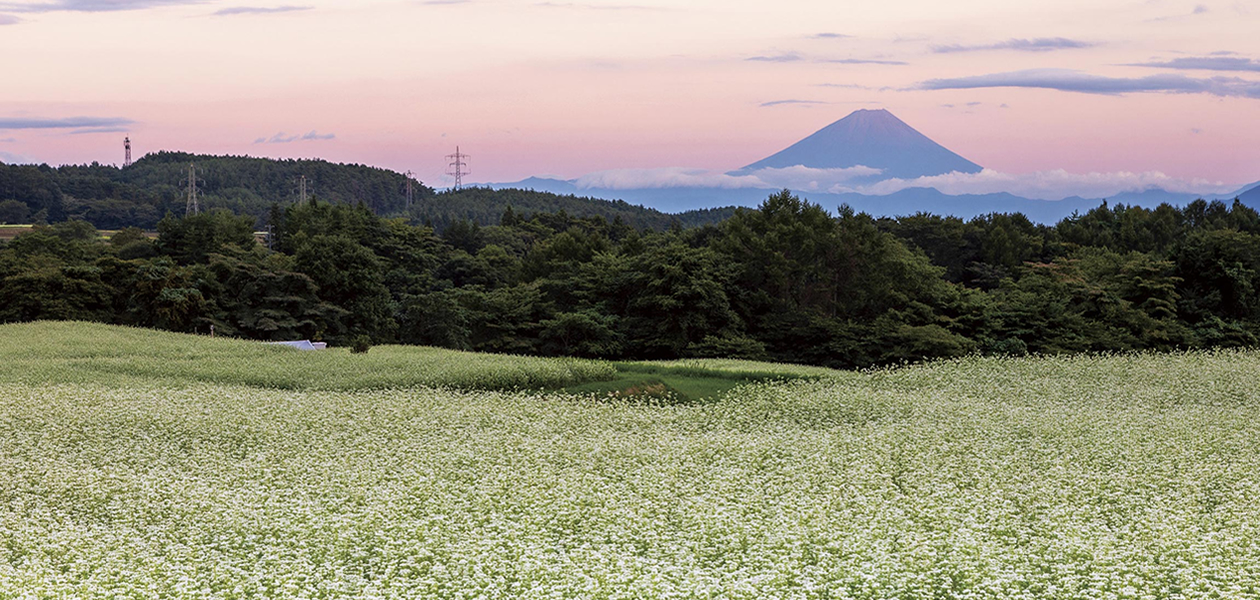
(0, 321), (829, 400)
(0, 321), (618, 391)
(4, 322), (1260, 597)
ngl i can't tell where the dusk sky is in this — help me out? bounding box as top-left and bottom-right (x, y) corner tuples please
(2, 0), (1258, 196)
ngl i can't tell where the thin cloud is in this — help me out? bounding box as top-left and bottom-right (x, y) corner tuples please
(0, 137), (15, 143)
(69, 127), (131, 135)
(533, 2), (662, 9)
(821, 58), (908, 65)
(0, 13), (19, 22)
(746, 52), (803, 63)
(254, 130), (336, 143)
(0, 0), (206, 12)
(933, 37), (1096, 53)
(0, 116), (135, 130)
(1130, 56), (1260, 72)
(420, 0), (468, 3)
(1148, 3), (1210, 21)
(213, 5), (311, 16)
(918, 68), (1260, 99)
(759, 99), (829, 107)
(811, 32), (851, 39)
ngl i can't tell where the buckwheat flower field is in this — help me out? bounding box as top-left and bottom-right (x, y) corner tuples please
(2, 322), (1259, 598)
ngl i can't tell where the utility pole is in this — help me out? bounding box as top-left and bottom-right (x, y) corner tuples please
(185, 163), (200, 215)
(445, 146), (470, 190)
(123, 137), (132, 168)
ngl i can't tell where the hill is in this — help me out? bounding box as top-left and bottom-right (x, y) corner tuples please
(0, 153), (736, 232)
(0, 152), (431, 229)
(422, 186), (738, 231)
(1241, 182), (1260, 207)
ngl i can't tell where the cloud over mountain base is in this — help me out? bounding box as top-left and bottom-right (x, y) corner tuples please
(568, 166), (1238, 201)
(836, 168), (1237, 200)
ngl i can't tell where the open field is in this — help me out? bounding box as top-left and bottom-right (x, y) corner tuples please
(0, 224), (34, 241)
(0, 225), (158, 242)
(2, 323), (1260, 597)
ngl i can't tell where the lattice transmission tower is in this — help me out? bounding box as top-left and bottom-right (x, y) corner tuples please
(185, 163), (202, 215)
(404, 170), (416, 208)
(298, 175), (309, 204)
(446, 147), (470, 190)
(123, 137), (132, 168)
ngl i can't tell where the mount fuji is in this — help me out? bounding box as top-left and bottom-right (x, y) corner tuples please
(736, 108), (982, 180)
(488, 110), (1252, 223)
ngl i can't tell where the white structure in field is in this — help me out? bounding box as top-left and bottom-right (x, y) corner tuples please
(267, 340), (327, 351)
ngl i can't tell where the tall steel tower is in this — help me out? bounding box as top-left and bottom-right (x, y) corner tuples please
(404, 170), (415, 208)
(445, 147), (470, 190)
(123, 137), (132, 168)
(185, 163), (200, 215)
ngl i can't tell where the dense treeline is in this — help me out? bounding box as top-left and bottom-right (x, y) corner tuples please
(0, 155), (734, 231)
(3, 190), (1259, 368)
(417, 187), (738, 232)
(0, 153), (431, 229)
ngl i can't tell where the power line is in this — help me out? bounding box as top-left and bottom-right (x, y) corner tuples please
(445, 146), (470, 190)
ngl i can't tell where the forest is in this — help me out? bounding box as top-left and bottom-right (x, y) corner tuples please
(3, 179), (1259, 368)
(0, 154), (734, 231)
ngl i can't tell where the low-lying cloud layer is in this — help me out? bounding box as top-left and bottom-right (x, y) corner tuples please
(573, 165), (882, 191)
(919, 68), (1260, 99)
(833, 168), (1237, 200)
(570, 165), (1237, 201)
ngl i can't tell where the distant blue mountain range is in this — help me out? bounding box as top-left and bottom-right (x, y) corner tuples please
(487, 111), (1257, 224)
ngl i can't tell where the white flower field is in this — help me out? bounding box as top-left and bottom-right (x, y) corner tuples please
(2, 323), (1259, 598)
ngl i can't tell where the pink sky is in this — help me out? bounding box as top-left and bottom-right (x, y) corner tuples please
(1, 0), (1258, 193)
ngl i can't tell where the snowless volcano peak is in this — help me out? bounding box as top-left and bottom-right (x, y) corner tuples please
(739, 109), (983, 180)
